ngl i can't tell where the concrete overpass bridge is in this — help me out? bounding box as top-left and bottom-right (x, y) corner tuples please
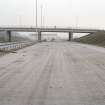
(0, 27), (102, 42)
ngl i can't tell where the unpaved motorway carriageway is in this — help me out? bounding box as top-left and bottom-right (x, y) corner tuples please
(0, 42), (105, 105)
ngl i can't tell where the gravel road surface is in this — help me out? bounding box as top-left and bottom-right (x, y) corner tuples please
(0, 42), (105, 105)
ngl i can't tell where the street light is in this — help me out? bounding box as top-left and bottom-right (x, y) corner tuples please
(36, 0), (38, 40)
(36, 0), (38, 28)
(41, 5), (43, 28)
(19, 15), (22, 26)
(75, 16), (78, 28)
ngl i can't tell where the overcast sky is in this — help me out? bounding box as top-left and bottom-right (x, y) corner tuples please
(0, 0), (105, 28)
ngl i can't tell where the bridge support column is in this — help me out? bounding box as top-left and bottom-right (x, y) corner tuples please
(7, 31), (12, 42)
(68, 32), (73, 41)
(38, 31), (41, 42)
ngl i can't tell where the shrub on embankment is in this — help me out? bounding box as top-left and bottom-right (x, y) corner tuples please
(74, 31), (105, 47)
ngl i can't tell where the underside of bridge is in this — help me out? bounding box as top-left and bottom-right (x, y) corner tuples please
(37, 31), (73, 42)
(5, 30), (94, 42)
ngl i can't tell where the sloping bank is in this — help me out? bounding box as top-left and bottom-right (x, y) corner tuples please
(74, 31), (105, 47)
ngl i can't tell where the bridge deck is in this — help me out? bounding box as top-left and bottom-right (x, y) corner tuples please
(0, 42), (105, 105)
(0, 27), (101, 33)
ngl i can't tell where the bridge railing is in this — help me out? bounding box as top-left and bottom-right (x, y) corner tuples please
(41, 26), (104, 30)
(0, 25), (104, 30)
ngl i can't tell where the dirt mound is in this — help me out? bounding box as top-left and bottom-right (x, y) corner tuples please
(74, 31), (105, 46)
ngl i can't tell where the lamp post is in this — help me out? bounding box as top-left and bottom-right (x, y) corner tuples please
(41, 5), (43, 28)
(19, 15), (22, 26)
(36, 0), (38, 40)
(36, 0), (38, 28)
(75, 16), (78, 28)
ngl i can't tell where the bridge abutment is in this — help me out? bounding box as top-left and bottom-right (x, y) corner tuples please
(7, 31), (12, 42)
(68, 32), (73, 41)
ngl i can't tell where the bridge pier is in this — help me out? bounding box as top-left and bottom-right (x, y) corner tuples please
(68, 32), (73, 41)
(7, 31), (12, 42)
(38, 31), (42, 42)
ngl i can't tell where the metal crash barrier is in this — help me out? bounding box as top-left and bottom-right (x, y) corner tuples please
(0, 41), (36, 56)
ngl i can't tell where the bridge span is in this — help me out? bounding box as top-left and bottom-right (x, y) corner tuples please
(0, 27), (102, 41)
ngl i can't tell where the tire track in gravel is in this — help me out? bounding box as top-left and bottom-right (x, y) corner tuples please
(0, 43), (52, 105)
(0, 45), (50, 88)
(27, 51), (54, 105)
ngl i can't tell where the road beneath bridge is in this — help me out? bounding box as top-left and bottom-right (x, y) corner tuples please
(0, 42), (105, 105)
